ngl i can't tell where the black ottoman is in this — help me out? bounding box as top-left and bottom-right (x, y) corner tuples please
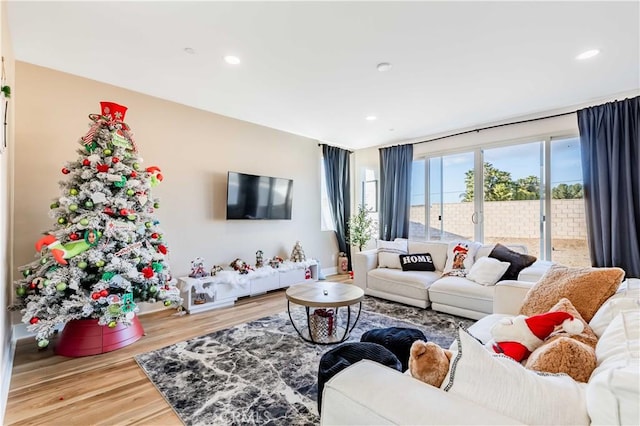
(361, 327), (427, 371)
(317, 342), (401, 413)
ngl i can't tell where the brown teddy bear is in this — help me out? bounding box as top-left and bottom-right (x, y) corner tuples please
(408, 340), (453, 387)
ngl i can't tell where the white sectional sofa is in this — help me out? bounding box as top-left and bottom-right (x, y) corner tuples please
(353, 239), (552, 319)
(321, 278), (640, 425)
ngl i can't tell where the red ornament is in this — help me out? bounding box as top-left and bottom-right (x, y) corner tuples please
(104, 207), (114, 216)
(30, 317), (39, 324)
(69, 233), (79, 241)
(100, 289), (109, 297)
(61, 168), (70, 175)
(112, 157), (120, 163)
(130, 171), (137, 178)
(142, 266), (154, 279)
(158, 245), (167, 255)
(29, 282), (36, 289)
(96, 164), (109, 173)
(119, 209), (128, 216)
(82, 159), (90, 166)
(91, 292), (100, 300)
(151, 233), (159, 239)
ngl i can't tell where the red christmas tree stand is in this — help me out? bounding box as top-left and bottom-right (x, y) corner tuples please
(54, 316), (144, 357)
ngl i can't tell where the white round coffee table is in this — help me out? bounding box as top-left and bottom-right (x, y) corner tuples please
(285, 282), (365, 344)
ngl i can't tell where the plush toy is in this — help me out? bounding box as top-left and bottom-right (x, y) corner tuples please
(229, 258), (253, 274)
(489, 311), (584, 362)
(409, 340), (453, 388)
(35, 231), (100, 265)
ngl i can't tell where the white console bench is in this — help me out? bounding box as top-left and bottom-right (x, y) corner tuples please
(177, 260), (318, 313)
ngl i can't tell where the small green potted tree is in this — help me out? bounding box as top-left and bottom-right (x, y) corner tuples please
(348, 204), (375, 251)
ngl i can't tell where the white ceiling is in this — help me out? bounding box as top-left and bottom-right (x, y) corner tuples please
(6, 1), (640, 150)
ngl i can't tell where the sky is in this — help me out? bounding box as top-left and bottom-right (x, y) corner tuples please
(411, 137), (583, 204)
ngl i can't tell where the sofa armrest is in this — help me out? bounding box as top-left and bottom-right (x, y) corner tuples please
(321, 360), (523, 425)
(493, 280), (535, 315)
(517, 260), (554, 282)
(353, 249), (378, 291)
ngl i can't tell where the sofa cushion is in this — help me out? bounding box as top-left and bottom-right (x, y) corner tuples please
(520, 265), (625, 322)
(488, 243), (537, 281)
(586, 310), (640, 425)
(466, 257), (511, 286)
(442, 240), (482, 277)
(399, 253), (436, 272)
(377, 239), (408, 269)
(443, 327), (589, 425)
(406, 240), (449, 271)
(368, 268), (439, 301)
(589, 278), (640, 337)
(428, 276), (494, 315)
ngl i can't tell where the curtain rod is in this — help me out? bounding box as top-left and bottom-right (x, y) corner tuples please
(414, 110), (576, 145)
(317, 143), (353, 154)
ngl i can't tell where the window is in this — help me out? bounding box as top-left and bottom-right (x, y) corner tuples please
(410, 136), (589, 266)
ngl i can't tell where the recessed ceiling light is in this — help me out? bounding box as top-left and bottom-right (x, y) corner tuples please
(377, 62), (392, 72)
(576, 49), (600, 60)
(365, 116), (377, 121)
(183, 47), (195, 54)
(224, 55), (241, 65)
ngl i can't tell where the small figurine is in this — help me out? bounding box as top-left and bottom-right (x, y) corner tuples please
(268, 256), (284, 269)
(210, 265), (223, 276)
(290, 241), (306, 262)
(230, 258), (253, 275)
(256, 250), (264, 268)
(189, 257), (208, 278)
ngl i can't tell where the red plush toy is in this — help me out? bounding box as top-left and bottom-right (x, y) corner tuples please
(489, 311), (584, 362)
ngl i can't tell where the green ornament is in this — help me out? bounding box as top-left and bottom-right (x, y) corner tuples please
(58, 217), (66, 224)
(95, 260), (105, 267)
(152, 262), (163, 272)
(40, 257), (48, 264)
(113, 176), (127, 188)
(102, 271), (116, 281)
(133, 163), (140, 170)
(69, 204), (78, 212)
(84, 200), (94, 208)
(16, 286), (26, 297)
(126, 189), (134, 196)
(80, 218), (89, 226)
(50, 202), (59, 209)
(145, 222), (152, 228)
(56, 282), (67, 291)
(127, 214), (136, 221)
(164, 300), (172, 307)
(108, 304), (121, 315)
(149, 285), (157, 293)
(77, 261), (88, 269)
(108, 321), (117, 328)
(153, 202), (160, 208)
(37, 339), (49, 348)
(103, 148), (112, 156)
(69, 188), (78, 196)
(22, 269), (30, 277)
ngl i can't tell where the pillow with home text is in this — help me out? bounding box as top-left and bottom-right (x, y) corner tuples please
(399, 253), (436, 272)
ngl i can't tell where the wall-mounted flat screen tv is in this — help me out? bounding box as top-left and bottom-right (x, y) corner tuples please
(226, 171), (294, 220)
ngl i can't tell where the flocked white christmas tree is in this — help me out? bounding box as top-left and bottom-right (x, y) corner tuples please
(11, 101), (182, 349)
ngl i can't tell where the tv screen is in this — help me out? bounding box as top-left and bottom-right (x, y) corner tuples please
(226, 171), (293, 220)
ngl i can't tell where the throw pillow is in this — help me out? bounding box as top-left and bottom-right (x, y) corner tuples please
(466, 257), (511, 286)
(442, 240), (481, 277)
(488, 243), (537, 281)
(520, 265), (625, 322)
(442, 327), (589, 425)
(399, 253), (436, 272)
(376, 239), (408, 269)
(525, 337), (596, 383)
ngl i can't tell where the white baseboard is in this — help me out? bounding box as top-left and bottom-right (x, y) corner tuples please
(1, 328), (16, 424)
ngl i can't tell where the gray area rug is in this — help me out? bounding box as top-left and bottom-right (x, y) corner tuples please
(135, 296), (473, 425)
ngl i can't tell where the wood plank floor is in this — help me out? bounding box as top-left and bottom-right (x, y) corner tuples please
(5, 275), (351, 425)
